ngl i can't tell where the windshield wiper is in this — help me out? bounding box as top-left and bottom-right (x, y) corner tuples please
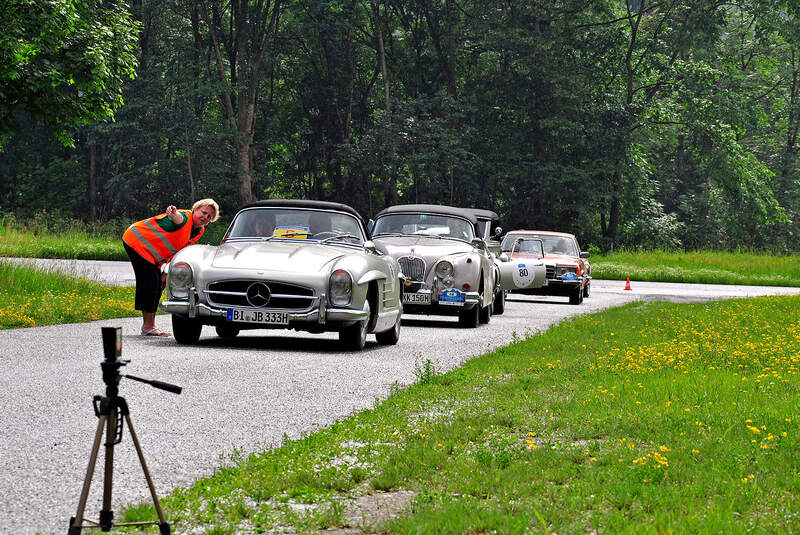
(277, 231), (311, 238)
(372, 232), (405, 237)
(320, 233), (361, 244)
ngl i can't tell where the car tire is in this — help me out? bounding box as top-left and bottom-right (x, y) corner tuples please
(569, 287), (584, 305)
(493, 289), (506, 315)
(172, 314), (202, 344)
(458, 304), (480, 328)
(375, 315), (401, 345)
(215, 323), (240, 339)
(340, 302), (370, 351)
(479, 302), (492, 324)
(583, 281), (591, 298)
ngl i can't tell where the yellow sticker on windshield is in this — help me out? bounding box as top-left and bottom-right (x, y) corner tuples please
(274, 226), (310, 239)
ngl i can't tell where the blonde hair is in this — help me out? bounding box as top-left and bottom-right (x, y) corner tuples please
(192, 198), (220, 222)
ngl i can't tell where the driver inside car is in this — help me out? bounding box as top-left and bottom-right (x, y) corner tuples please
(309, 212), (333, 238)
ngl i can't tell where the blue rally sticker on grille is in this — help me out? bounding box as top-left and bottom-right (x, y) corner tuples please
(562, 272), (578, 281)
(438, 288), (465, 303)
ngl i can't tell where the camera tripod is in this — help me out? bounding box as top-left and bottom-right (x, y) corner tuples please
(68, 327), (181, 534)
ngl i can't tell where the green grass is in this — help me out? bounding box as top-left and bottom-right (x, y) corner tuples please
(0, 216), (228, 260)
(593, 249), (800, 286)
(0, 225), (128, 260)
(0, 261), (137, 328)
(116, 296), (800, 534)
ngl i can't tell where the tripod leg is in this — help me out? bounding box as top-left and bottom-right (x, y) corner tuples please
(99, 408), (117, 530)
(125, 414), (171, 535)
(68, 415), (107, 535)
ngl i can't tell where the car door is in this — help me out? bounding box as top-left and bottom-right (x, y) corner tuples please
(498, 237), (547, 290)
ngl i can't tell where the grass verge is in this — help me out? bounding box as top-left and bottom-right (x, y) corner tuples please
(0, 225), (127, 260)
(117, 295), (800, 534)
(0, 262), (137, 328)
(593, 249), (800, 286)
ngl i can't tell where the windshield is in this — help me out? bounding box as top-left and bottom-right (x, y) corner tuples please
(225, 207), (365, 245)
(501, 234), (577, 256)
(373, 213), (475, 242)
(505, 237), (544, 257)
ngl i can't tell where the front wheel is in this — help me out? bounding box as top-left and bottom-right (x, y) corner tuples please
(479, 302), (492, 324)
(569, 287), (584, 305)
(215, 323), (240, 339)
(493, 289), (506, 315)
(458, 304), (480, 328)
(583, 280), (591, 298)
(375, 314), (401, 345)
(172, 314), (202, 344)
(339, 302), (370, 351)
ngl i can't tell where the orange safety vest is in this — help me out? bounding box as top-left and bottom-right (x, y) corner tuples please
(123, 209), (204, 266)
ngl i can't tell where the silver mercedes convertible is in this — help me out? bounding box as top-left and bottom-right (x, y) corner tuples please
(160, 199), (403, 350)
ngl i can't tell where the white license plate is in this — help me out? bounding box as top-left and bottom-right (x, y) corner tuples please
(227, 308), (289, 325)
(402, 292), (431, 305)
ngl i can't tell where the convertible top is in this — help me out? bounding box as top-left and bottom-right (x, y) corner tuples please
(465, 208), (499, 222)
(244, 199), (364, 223)
(375, 204), (479, 225)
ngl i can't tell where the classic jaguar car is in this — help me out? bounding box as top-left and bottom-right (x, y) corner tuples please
(465, 208), (506, 313)
(370, 204), (496, 327)
(467, 208), (504, 256)
(500, 230), (591, 305)
(160, 199), (403, 350)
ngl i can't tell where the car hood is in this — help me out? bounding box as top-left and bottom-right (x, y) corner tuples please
(211, 240), (346, 273)
(544, 254), (582, 266)
(372, 235), (473, 260)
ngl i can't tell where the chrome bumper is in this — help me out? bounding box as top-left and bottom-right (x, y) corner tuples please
(160, 289), (368, 324)
(402, 286), (481, 306)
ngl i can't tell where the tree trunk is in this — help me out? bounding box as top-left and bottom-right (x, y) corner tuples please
(200, 0), (281, 206)
(88, 143), (97, 220)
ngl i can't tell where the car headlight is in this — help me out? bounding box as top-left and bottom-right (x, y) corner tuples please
(435, 260), (454, 279)
(555, 265), (578, 277)
(168, 262), (193, 298)
(329, 269), (353, 306)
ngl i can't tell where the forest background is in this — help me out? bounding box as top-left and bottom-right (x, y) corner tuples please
(2, 0), (800, 252)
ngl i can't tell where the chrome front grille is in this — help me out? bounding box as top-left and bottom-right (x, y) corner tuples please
(398, 256), (426, 281)
(545, 265), (556, 279)
(205, 280), (315, 309)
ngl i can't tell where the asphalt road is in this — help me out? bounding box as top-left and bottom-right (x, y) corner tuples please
(2, 259), (799, 534)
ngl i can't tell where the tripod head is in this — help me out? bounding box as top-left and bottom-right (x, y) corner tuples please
(100, 327), (128, 395)
(98, 327), (182, 396)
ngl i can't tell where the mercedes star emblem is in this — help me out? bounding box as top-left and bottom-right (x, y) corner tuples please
(246, 282), (271, 307)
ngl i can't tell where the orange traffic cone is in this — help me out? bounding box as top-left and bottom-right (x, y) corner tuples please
(624, 277), (632, 290)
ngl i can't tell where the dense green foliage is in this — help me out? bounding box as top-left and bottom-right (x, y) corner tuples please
(0, 0), (139, 148)
(2, 1), (800, 251)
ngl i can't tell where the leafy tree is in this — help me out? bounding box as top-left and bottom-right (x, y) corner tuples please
(0, 0), (139, 148)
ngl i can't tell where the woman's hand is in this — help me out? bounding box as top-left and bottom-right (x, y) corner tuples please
(166, 205), (183, 224)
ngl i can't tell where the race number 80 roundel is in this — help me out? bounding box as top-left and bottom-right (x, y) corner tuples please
(512, 262), (536, 288)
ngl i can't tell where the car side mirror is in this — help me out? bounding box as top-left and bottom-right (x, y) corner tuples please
(364, 240), (377, 253)
(471, 238), (486, 250)
(580, 251), (590, 258)
(499, 252), (509, 262)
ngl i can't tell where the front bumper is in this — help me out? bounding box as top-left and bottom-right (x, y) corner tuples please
(511, 277), (585, 296)
(400, 282), (480, 316)
(160, 288), (368, 326)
